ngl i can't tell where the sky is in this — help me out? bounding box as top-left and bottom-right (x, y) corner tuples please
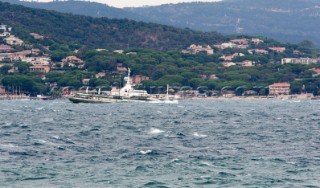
(30, 0), (222, 8)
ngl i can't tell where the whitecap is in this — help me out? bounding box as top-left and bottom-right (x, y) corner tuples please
(39, 118), (54, 123)
(171, 158), (180, 162)
(0, 143), (17, 148)
(140, 150), (152, 155)
(200, 162), (212, 166)
(149, 128), (165, 134)
(51, 135), (60, 140)
(193, 132), (207, 138)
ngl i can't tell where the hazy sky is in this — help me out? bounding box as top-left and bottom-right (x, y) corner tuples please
(32, 0), (222, 8)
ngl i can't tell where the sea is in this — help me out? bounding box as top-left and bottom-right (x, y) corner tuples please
(0, 99), (319, 188)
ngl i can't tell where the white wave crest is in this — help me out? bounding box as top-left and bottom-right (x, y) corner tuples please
(140, 150), (152, 154)
(193, 132), (207, 138)
(149, 128), (165, 134)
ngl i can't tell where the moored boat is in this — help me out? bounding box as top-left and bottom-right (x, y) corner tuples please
(69, 68), (153, 103)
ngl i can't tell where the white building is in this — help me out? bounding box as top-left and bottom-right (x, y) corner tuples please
(281, 58), (320, 65)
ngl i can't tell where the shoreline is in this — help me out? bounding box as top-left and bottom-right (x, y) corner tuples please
(0, 94), (318, 101)
(188, 94), (316, 101)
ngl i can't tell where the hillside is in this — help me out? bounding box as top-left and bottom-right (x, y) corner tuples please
(127, 0), (320, 46)
(0, 1), (224, 51)
(2, 0), (320, 46)
(0, 0), (145, 21)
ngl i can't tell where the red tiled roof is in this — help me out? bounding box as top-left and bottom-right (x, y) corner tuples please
(269, 82), (290, 87)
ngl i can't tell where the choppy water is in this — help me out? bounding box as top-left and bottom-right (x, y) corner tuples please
(0, 99), (319, 187)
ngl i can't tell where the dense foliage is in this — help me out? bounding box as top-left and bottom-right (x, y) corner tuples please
(0, 1), (224, 51)
(74, 49), (320, 95)
(4, 0), (320, 46)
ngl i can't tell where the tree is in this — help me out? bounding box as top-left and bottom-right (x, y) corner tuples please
(0, 65), (12, 75)
(14, 62), (31, 74)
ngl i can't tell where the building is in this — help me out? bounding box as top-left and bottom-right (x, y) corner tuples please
(95, 72), (106, 78)
(269, 82), (290, 95)
(29, 65), (50, 73)
(248, 49), (269, 54)
(62, 56), (84, 68)
(251, 38), (264, 44)
(30, 33), (45, 40)
(4, 36), (24, 46)
(0, 32), (11, 38)
(222, 62), (236, 67)
(230, 38), (249, 45)
(131, 75), (150, 84)
(0, 25), (7, 32)
(0, 44), (14, 52)
(82, 78), (90, 85)
(238, 60), (254, 67)
(220, 53), (244, 61)
(281, 58), (320, 65)
(113, 50), (124, 54)
(309, 68), (320, 77)
(219, 42), (237, 49)
(22, 57), (51, 66)
(182, 44), (214, 55)
(269, 47), (286, 53)
(62, 56), (83, 64)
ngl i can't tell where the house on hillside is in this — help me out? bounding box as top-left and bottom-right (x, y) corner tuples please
(62, 56), (84, 68)
(182, 44), (214, 55)
(309, 68), (320, 77)
(248, 49), (268, 54)
(222, 62), (236, 67)
(95, 72), (106, 78)
(4, 36), (24, 46)
(281, 58), (320, 65)
(269, 82), (290, 95)
(131, 75), (150, 84)
(114, 50), (124, 54)
(82, 78), (90, 85)
(269, 47), (286, 53)
(29, 65), (50, 73)
(220, 53), (245, 61)
(0, 44), (14, 52)
(230, 38), (249, 45)
(238, 60), (255, 67)
(22, 57), (51, 66)
(251, 38), (264, 44)
(215, 42), (237, 49)
(0, 32), (10, 38)
(30, 33), (45, 40)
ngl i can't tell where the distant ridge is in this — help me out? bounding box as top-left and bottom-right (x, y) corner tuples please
(3, 0), (319, 46)
(0, 1), (225, 50)
(0, 0), (145, 20)
(126, 0), (320, 46)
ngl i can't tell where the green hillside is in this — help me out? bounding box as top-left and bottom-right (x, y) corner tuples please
(0, 1), (224, 51)
(3, 0), (320, 46)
